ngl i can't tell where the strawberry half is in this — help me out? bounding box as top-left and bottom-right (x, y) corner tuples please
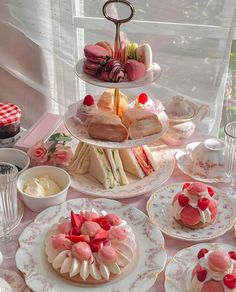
(89, 240), (102, 252)
(196, 268), (207, 282)
(93, 217), (111, 231)
(207, 186), (215, 197)
(83, 95), (94, 106)
(66, 234), (90, 243)
(70, 227), (81, 236)
(70, 211), (85, 229)
(197, 248), (209, 259)
(178, 194), (189, 207)
(94, 229), (109, 241)
(228, 251), (236, 260)
(182, 182), (191, 190)
(224, 274), (236, 289)
(198, 198), (210, 211)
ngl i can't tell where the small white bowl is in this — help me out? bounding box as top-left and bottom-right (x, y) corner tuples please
(17, 166), (70, 212)
(0, 148), (30, 174)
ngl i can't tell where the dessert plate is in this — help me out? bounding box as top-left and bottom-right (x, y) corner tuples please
(175, 148), (228, 183)
(16, 198), (167, 292)
(147, 183), (236, 241)
(69, 145), (174, 199)
(165, 243), (236, 292)
(64, 102), (169, 149)
(0, 268), (31, 291)
(75, 58), (162, 89)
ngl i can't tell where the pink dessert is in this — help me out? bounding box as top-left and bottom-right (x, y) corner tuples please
(124, 59), (146, 81)
(172, 182), (218, 229)
(188, 248), (236, 291)
(45, 210), (136, 283)
(76, 95), (98, 125)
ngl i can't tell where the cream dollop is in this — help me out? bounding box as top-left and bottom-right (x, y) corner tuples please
(23, 175), (61, 197)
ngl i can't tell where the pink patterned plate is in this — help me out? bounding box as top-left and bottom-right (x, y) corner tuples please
(0, 269), (30, 292)
(16, 198), (167, 292)
(165, 243), (236, 292)
(147, 183), (236, 241)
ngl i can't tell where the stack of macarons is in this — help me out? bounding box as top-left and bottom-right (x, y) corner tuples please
(83, 41), (153, 82)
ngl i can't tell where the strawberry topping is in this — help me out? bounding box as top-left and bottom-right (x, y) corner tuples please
(224, 274), (236, 289)
(228, 251), (236, 260)
(197, 248), (209, 259)
(178, 194), (189, 207)
(70, 227), (81, 236)
(207, 186), (215, 197)
(70, 211), (85, 230)
(196, 267), (207, 282)
(83, 95), (94, 106)
(182, 182), (191, 190)
(94, 229), (109, 241)
(66, 234), (90, 243)
(138, 93), (148, 104)
(198, 198), (210, 211)
(92, 217), (112, 231)
(89, 241), (102, 252)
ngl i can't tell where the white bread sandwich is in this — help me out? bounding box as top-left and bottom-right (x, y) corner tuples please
(104, 148), (129, 186)
(121, 108), (162, 139)
(88, 112), (128, 142)
(119, 146), (156, 178)
(68, 142), (90, 174)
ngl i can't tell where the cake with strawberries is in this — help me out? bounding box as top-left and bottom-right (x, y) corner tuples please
(76, 95), (99, 125)
(45, 210), (136, 283)
(186, 247), (236, 291)
(172, 182), (218, 229)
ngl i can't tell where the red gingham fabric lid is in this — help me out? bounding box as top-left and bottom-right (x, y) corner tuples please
(0, 103), (21, 127)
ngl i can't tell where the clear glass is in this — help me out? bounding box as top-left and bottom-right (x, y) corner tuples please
(0, 163), (18, 259)
(224, 121), (236, 196)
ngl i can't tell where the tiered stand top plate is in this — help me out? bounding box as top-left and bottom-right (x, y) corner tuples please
(75, 58), (162, 89)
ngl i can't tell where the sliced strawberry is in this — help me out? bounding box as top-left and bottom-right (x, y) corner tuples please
(196, 267), (207, 282)
(197, 248), (209, 259)
(207, 186), (215, 197)
(229, 251), (236, 261)
(138, 93), (148, 104)
(198, 198), (210, 211)
(90, 241), (102, 252)
(93, 217), (111, 231)
(224, 274), (236, 289)
(94, 229), (109, 241)
(66, 234), (90, 243)
(70, 211), (85, 229)
(178, 194), (189, 207)
(83, 95), (94, 106)
(182, 182), (191, 190)
(71, 227), (81, 236)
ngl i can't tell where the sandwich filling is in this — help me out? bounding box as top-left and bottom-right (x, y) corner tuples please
(132, 147), (154, 176)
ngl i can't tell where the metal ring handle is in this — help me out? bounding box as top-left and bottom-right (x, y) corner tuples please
(103, 0), (135, 24)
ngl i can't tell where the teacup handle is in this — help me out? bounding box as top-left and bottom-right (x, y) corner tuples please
(197, 105), (209, 122)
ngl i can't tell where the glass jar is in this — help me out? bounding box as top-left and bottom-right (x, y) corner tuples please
(0, 103), (21, 147)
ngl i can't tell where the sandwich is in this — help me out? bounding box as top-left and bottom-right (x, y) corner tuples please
(88, 112), (128, 142)
(121, 108), (162, 139)
(68, 142), (90, 174)
(119, 146), (156, 178)
(104, 148), (129, 186)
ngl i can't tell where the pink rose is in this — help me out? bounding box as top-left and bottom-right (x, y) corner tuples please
(28, 140), (48, 162)
(51, 145), (73, 166)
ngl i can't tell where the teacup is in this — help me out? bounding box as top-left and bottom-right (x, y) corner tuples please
(187, 138), (225, 178)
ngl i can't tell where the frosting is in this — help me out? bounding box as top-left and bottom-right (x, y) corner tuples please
(45, 210), (136, 281)
(23, 175), (61, 197)
(172, 187), (216, 224)
(80, 103), (97, 114)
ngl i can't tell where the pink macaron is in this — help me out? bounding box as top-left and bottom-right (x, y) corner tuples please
(84, 44), (108, 63)
(57, 220), (71, 234)
(208, 250), (231, 272)
(187, 182), (208, 196)
(96, 41), (113, 58)
(125, 59), (146, 81)
(105, 214), (122, 226)
(109, 228), (127, 241)
(83, 60), (101, 76)
(202, 280), (224, 292)
(51, 234), (72, 251)
(83, 211), (99, 221)
(80, 221), (101, 237)
(72, 241), (92, 261)
(98, 246), (118, 264)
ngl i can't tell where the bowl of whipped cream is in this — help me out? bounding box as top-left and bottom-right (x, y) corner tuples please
(17, 166), (70, 212)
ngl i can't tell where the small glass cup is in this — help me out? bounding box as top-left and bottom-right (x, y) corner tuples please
(224, 121), (236, 196)
(0, 162), (18, 259)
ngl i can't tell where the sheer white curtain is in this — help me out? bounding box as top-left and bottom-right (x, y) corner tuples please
(0, 0), (77, 128)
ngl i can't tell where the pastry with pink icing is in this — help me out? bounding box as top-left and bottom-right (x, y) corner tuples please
(76, 95), (99, 126)
(186, 248), (236, 291)
(172, 182), (218, 229)
(45, 209), (136, 284)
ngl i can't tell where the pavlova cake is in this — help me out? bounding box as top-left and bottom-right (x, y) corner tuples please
(186, 247), (236, 291)
(45, 209), (136, 283)
(172, 182), (218, 229)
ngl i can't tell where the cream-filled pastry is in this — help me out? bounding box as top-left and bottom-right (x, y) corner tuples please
(45, 210), (136, 283)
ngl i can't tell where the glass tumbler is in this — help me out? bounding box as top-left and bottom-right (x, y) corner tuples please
(0, 162), (18, 259)
(224, 121), (236, 196)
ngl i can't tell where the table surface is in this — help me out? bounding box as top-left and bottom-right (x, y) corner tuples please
(3, 163), (235, 292)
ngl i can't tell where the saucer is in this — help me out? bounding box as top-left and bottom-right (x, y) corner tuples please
(0, 269), (30, 291)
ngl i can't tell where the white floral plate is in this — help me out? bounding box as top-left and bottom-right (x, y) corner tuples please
(147, 183), (236, 241)
(16, 198), (167, 292)
(69, 145), (174, 199)
(175, 148), (228, 183)
(0, 269), (30, 292)
(165, 243), (236, 292)
(64, 103), (169, 149)
(75, 59), (162, 89)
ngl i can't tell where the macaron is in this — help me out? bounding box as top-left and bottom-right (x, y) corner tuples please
(98, 246), (118, 264)
(96, 41), (113, 58)
(136, 43), (153, 70)
(208, 250), (231, 272)
(80, 221), (101, 237)
(105, 214), (122, 226)
(51, 234), (72, 251)
(126, 43), (138, 60)
(72, 242), (92, 261)
(187, 182), (208, 196)
(202, 280), (224, 292)
(84, 44), (108, 63)
(125, 59), (146, 81)
(57, 220), (71, 234)
(83, 60), (101, 76)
